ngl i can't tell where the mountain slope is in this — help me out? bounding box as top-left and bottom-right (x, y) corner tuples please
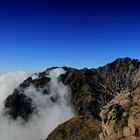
(46, 116), (102, 140)
(62, 57), (140, 118)
(3, 57), (140, 140)
(100, 87), (140, 140)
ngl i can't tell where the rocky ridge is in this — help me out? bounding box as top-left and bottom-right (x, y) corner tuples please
(100, 87), (140, 140)
(3, 57), (140, 140)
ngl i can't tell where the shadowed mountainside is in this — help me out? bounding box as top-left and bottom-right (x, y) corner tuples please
(62, 57), (140, 119)
(3, 57), (140, 140)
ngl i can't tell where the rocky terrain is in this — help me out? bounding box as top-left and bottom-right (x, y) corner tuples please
(62, 57), (140, 119)
(100, 87), (140, 140)
(46, 116), (102, 140)
(3, 57), (140, 140)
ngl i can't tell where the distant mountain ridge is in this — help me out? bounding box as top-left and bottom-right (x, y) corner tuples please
(62, 57), (140, 118)
(3, 57), (140, 140)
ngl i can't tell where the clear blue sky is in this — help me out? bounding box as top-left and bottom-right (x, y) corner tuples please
(0, 0), (140, 72)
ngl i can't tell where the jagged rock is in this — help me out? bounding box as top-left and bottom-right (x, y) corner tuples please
(100, 87), (140, 140)
(46, 116), (102, 140)
(4, 89), (35, 120)
(62, 58), (140, 119)
(19, 77), (32, 88)
(31, 76), (50, 88)
(4, 71), (51, 120)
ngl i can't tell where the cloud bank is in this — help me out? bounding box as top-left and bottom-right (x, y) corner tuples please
(0, 68), (75, 140)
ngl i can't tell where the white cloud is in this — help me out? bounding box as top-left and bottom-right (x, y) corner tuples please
(0, 68), (75, 140)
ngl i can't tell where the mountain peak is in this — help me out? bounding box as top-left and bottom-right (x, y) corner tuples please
(2, 57), (140, 140)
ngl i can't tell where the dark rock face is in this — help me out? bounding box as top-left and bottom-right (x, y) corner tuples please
(3, 57), (140, 123)
(20, 76), (50, 89)
(4, 89), (35, 121)
(62, 58), (140, 119)
(19, 77), (32, 88)
(46, 116), (102, 140)
(4, 74), (50, 120)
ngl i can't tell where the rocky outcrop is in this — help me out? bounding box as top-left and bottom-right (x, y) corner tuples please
(46, 79), (140, 140)
(46, 88), (140, 140)
(46, 116), (102, 140)
(100, 87), (140, 140)
(4, 75), (50, 120)
(4, 89), (35, 121)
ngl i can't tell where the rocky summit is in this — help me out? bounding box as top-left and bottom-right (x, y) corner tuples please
(100, 87), (140, 140)
(3, 57), (140, 140)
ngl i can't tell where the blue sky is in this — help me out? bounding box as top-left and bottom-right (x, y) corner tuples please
(0, 0), (140, 73)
